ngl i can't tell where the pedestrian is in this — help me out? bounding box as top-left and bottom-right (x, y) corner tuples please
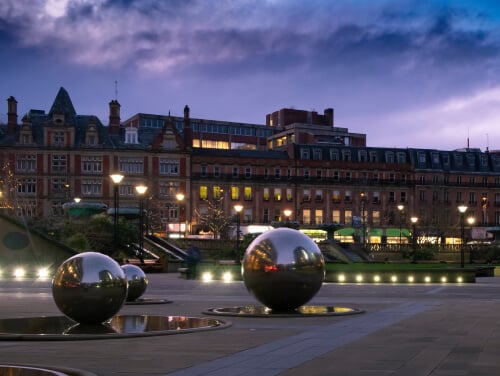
(185, 245), (201, 279)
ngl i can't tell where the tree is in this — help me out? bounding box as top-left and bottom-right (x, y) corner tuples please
(196, 198), (231, 239)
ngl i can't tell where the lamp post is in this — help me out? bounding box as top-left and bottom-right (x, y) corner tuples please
(360, 192), (366, 250)
(135, 184), (148, 264)
(176, 192), (184, 238)
(397, 204), (404, 251)
(467, 216), (475, 263)
(410, 216), (418, 263)
(234, 204), (243, 261)
(458, 205), (468, 268)
(110, 174), (124, 254)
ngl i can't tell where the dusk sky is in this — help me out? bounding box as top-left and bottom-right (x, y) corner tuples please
(2, 0), (500, 151)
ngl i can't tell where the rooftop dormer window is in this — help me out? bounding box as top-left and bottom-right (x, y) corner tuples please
(125, 127), (138, 144)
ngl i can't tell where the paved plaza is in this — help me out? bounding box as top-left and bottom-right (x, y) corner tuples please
(1, 272), (500, 375)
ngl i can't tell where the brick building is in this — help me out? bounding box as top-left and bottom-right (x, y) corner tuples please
(1, 88), (499, 244)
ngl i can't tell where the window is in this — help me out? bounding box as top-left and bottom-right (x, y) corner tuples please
(333, 170), (339, 181)
(214, 166), (220, 177)
(332, 210), (340, 223)
(159, 158), (179, 175)
(121, 158), (144, 174)
(302, 209), (311, 224)
(53, 131), (65, 146)
(313, 148), (322, 160)
(316, 169), (322, 180)
(304, 169), (310, 180)
(16, 200), (36, 218)
(232, 167), (239, 178)
(52, 178), (67, 194)
(201, 165), (207, 177)
(213, 186), (223, 199)
(199, 186), (208, 200)
(419, 190), (426, 202)
(245, 167), (251, 179)
(457, 176), (462, 185)
(124, 127), (138, 144)
(244, 186), (252, 200)
(373, 210), (380, 225)
(51, 155), (67, 174)
(344, 210), (352, 225)
(369, 151), (378, 162)
(342, 150), (351, 161)
(345, 172), (351, 182)
(17, 179), (36, 195)
(82, 156), (102, 174)
(358, 150), (367, 162)
(330, 149), (339, 161)
(315, 209), (323, 224)
(263, 188), (270, 201)
(274, 168), (281, 179)
(345, 191), (352, 203)
(262, 208), (270, 223)
(400, 191), (407, 203)
(274, 188), (282, 201)
(286, 188), (293, 201)
(419, 175), (425, 184)
(389, 191), (395, 203)
(397, 152), (407, 164)
(51, 201), (64, 216)
(386, 152), (394, 163)
(301, 148), (310, 160)
(16, 154), (36, 172)
(303, 189), (311, 202)
(231, 186), (239, 200)
(332, 190), (340, 203)
(373, 192), (380, 204)
(264, 168), (269, 179)
(82, 179), (102, 196)
(287, 168), (292, 180)
(315, 189), (323, 202)
(469, 192), (476, 205)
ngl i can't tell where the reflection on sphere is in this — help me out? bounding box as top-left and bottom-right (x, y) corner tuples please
(52, 252), (128, 324)
(242, 228), (325, 311)
(122, 264), (148, 301)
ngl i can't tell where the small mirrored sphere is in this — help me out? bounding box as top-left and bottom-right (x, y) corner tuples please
(52, 252), (128, 324)
(122, 264), (148, 301)
(242, 228), (325, 311)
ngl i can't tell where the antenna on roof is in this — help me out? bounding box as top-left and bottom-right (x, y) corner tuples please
(467, 128), (470, 149)
(114, 80), (118, 101)
(486, 133), (489, 152)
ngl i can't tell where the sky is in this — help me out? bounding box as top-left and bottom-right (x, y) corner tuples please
(1, 0), (500, 151)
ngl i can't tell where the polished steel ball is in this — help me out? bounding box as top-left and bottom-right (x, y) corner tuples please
(121, 264), (148, 301)
(52, 252), (128, 324)
(242, 228), (325, 311)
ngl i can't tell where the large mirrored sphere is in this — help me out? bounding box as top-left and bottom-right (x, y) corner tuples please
(52, 252), (128, 324)
(122, 264), (148, 301)
(242, 228), (325, 311)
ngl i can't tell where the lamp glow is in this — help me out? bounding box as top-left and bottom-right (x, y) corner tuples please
(201, 272), (213, 283)
(222, 272), (233, 283)
(13, 267), (25, 278)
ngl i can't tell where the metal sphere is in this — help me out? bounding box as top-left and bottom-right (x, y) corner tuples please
(52, 252), (128, 324)
(121, 264), (148, 301)
(242, 228), (325, 311)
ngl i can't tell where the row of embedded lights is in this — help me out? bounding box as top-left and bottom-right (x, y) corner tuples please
(0, 267), (52, 279)
(198, 271), (466, 284)
(336, 274), (465, 284)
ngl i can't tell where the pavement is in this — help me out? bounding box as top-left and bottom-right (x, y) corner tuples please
(1, 272), (500, 376)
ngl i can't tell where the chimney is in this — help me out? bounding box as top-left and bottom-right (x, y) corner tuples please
(108, 99), (121, 135)
(7, 96), (18, 136)
(324, 108), (334, 126)
(183, 105), (192, 149)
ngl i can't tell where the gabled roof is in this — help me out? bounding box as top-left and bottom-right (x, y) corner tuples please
(48, 87), (77, 124)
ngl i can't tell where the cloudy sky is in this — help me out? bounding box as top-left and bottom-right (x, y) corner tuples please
(1, 0), (500, 151)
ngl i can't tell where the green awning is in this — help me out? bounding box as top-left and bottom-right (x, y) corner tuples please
(368, 228), (411, 237)
(385, 228), (411, 237)
(335, 227), (355, 236)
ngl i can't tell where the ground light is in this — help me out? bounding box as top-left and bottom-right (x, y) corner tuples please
(201, 272), (213, 283)
(13, 267), (26, 278)
(221, 271), (233, 283)
(37, 268), (50, 279)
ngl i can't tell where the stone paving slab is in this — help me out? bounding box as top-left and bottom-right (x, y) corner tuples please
(0, 273), (500, 375)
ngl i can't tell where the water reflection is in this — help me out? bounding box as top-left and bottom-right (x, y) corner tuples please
(205, 305), (363, 317)
(0, 315), (229, 340)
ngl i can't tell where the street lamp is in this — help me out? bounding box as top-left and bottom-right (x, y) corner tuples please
(284, 209), (292, 225)
(110, 174), (124, 254)
(360, 192), (366, 250)
(458, 205), (468, 268)
(410, 216), (418, 262)
(397, 204), (404, 250)
(176, 192), (184, 238)
(234, 204), (243, 261)
(74, 197), (81, 203)
(135, 184), (148, 264)
(467, 216), (475, 263)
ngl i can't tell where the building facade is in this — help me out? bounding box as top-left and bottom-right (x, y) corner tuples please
(1, 88), (499, 243)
